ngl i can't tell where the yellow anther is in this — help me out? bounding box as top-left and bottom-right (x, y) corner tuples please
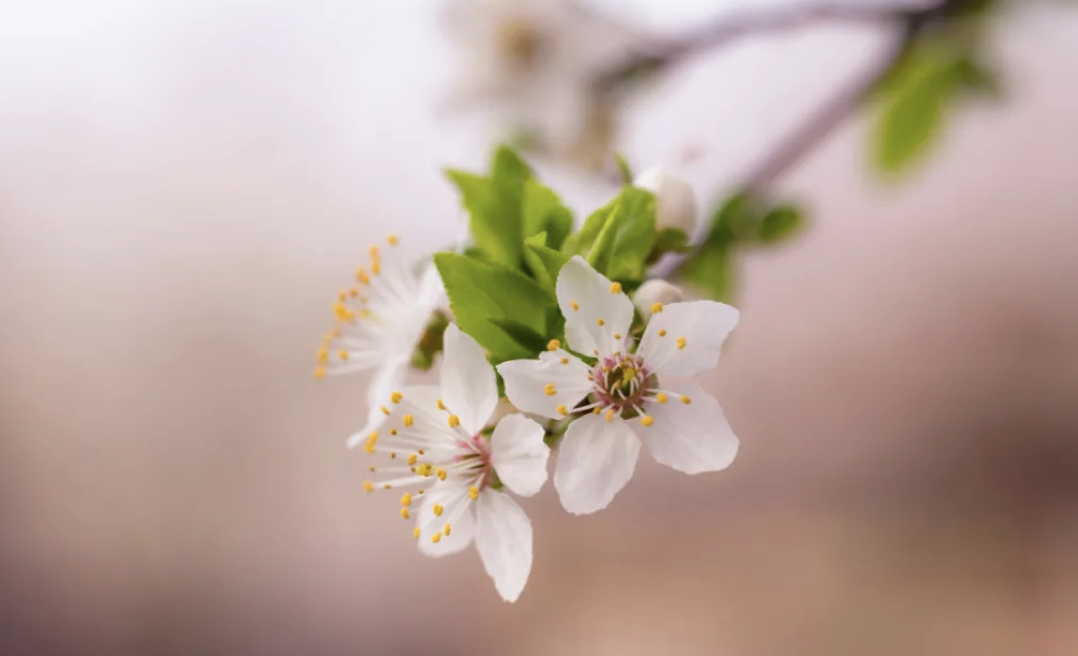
(640, 415), (654, 427)
(413, 527), (421, 540)
(570, 301), (579, 311)
(333, 302), (354, 321)
(369, 245), (380, 260)
(597, 318), (605, 327)
(447, 414), (460, 428)
(363, 481), (374, 493)
(381, 406), (391, 416)
(433, 504), (444, 517)
(444, 523), (452, 536)
(681, 395), (692, 405)
(431, 533), (442, 544)
(560, 357), (568, 364)
(364, 439), (376, 455)
(400, 507), (410, 519)
(338, 350), (349, 361)
(468, 486), (480, 500)
(349, 287), (360, 298)
(610, 282), (622, 294)
(418, 489), (424, 495)
(436, 468), (447, 481)
(676, 337), (687, 350)
(593, 407), (602, 414)
(368, 466), (375, 472)
(356, 268), (370, 284)
(371, 260), (381, 275)
(400, 493), (412, 507)
(383, 484), (392, 489)
(547, 339), (560, 351)
(391, 391), (403, 404)
(656, 393), (669, 404)
(605, 408), (615, 423)
(407, 453), (418, 465)
(417, 464), (433, 477)
(390, 453), (397, 459)
(337, 290), (347, 302)
(543, 383), (557, 396)
(388, 234), (399, 246)
(403, 414), (414, 427)
(557, 405), (568, 416)
(437, 398), (446, 411)
(651, 302), (664, 314)
(418, 449), (425, 455)
(313, 367), (327, 379)
(658, 329), (667, 337)
(614, 333), (622, 340)
(390, 429), (398, 436)
(316, 347), (329, 363)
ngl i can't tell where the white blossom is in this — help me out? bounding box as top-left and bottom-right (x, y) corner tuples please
(314, 235), (445, 441)
(497, 257), (739, 515)
(632, 279), (684, 320)
(354, 324), (550, 602)
(634, 168), (698, 235)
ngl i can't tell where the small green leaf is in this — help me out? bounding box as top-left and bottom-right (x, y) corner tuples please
(434, 253), (554, 362)
(521, 181), (573, 251)
(489, 318), (550, 355)
(603, 188), (657, 280)
(674, 193), (756, 301)
(757, 205), (804, 244)
(445, 171), (522, 268)
(614, 153), (634, 186)
(953, 55), (1002, 98)
(563, 197), (617, 256)
(649, 227), (691, 263)
(524, 233), (571, 292)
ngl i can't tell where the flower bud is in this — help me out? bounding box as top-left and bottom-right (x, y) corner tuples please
(634, 168), (698, 235)
(633, 279), (684, 319)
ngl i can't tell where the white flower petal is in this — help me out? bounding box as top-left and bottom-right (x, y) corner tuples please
(497, 349), (592, 420)
(346, 357), (410, 447)
(416, 487), (476, 558)
(553, 413), (640, 515)
(556, 256), (634, 357)
(475, 490), (533, 603)
(490, 414), (550, 497)
(635, 383), (738, 475)
(416, 261), (447, 310)
(440, 324), (499, 434)
(637, 301), (739, 378)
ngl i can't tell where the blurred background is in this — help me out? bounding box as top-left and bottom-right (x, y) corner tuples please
(1, 0), (1077, 655)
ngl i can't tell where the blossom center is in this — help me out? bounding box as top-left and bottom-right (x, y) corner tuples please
(590, 353), (650, 411)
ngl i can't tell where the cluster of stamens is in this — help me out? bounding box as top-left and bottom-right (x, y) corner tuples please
(360, 390), (494, 544)
(313, 234), (400, 378)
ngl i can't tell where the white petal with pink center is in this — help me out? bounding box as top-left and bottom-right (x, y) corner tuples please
(356, 324), (549, 602)
(317, 235), (447, 444)
(497, 256), (740, 514)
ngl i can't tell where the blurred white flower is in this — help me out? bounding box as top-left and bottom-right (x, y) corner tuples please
(355, 325), (549, 603)
(634, 168), (698, 235)
(498, 257), (739, 515)
(315, 235), (446, 439)
(632, 279), (684, 320)
(440, 0), (638, 169)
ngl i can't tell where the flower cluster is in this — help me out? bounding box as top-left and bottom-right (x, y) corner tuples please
(315, 149), (753, 602)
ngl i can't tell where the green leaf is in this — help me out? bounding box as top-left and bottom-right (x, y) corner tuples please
(675, 193), (756, 301)
(757, 205), (804, 244)
(953, 55), (1002, 99)
(521, 181), (573, 251)
(603, 188), (657, 280)
(489, 318), (550, 355)
(434, 253), (554, 362)
(563, 197), (617, 256)
(614, 153), (634, 186)
(523, 232), (571, 292)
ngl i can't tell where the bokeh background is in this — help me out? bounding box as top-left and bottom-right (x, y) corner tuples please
(2, 1), (1077, 655)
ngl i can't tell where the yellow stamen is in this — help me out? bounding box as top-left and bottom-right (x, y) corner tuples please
(543, 383), (557, 396)
(390, 391), (403, 404)
(468, 486), (480, 500)
(400, 493), (412, 507)
(431, 533), (442, 544)
(417, 464), (433, 477)
(547, 339), (560, 351)
(557, 405), (568, 416)
(681, 395), (692, 405)
(349, 287), (360, 298)
(560, 357), (569, 364)
(605, 408), (615, 423)
(447, 415), (460, 428)
(658, 329), (667, 337)
(403, 414), (414, 427)
(651, 302), (663, 314)
(338, 350), (349, 361)
(369, 245), (380, 260)
(390, 452), (397, 459)
(400, 508), (410, 519)
(313, 367), (327, 379)
(597, 318), (605, 327)
(371, 260), (381, 275)
(388, 234), (399, 246)
(355, 268), (370, 284)
(640, 415), (654, 427)
(676, 337), (687, 350)
(593, 407), (602, 414)
(436, 468), (447, 481)
(436, 398), (446, 411)
(656, 393), (669, 404)
(363, 481), (374, 493)
(610, 282), (622, 294)
(390, 429), (398, 436)
(570, 301), (579, 311)
(443, 523), (452, 537)
(614, 333), (622, 340)
(381, 406), (391, 416)
(407, 453), (418, 465)
(413, 527), (420, 540)
(433, 504), (444, 517)
(383, 484), (391, 489)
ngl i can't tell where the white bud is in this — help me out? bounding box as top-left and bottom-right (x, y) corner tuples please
(633, 279), (684, 319)
(634, 168), (698, 236)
